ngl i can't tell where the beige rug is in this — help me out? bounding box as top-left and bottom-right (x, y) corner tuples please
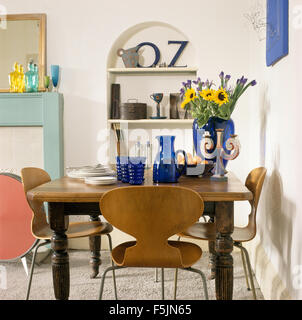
(0, 250), (264, 300)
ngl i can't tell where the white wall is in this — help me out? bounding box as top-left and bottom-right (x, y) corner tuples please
(245, 0), (302, 300)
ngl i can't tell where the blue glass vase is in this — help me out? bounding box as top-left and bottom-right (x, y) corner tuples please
(153, 135), (186, 183)
(193, 117), (235, 168)
(51, 65), (60, 92)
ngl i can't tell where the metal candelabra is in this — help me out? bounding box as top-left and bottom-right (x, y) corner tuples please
(201, 129), (240, 181)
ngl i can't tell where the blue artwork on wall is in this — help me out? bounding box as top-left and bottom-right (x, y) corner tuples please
(266, 0), (289, 66)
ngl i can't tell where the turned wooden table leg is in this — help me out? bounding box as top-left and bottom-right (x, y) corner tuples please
(215, 201), (234, 300)
(48, 202), (70, 300)
(89, 214), (102, 279)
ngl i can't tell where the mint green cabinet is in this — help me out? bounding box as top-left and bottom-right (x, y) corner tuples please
(0, 93), (64, 179)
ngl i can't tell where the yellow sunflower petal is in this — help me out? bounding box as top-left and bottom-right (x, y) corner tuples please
(200, 89), (215, 101)
(213, 88), (229, 106)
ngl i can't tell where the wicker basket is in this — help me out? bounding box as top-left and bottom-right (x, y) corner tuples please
(120, 99), (147, 120)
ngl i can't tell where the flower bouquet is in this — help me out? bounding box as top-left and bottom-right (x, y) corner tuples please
(180, 72), (257, 128)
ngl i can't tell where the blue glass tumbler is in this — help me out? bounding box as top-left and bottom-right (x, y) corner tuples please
(120, 156), (130, 183)
(116, 156), (122, 181)
(128, 157), (146, 185)
(51, 65), (60, 92)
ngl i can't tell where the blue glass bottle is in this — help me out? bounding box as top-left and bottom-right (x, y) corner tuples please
(32, 64), (39, 92)
(25, 62), (35, 92)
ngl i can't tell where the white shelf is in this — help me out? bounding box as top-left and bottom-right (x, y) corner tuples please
(107, 67), (198, 74)
(108, 119), (194, 124)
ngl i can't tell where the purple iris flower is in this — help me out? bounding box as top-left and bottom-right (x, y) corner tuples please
(180, 88), (185, 97)
(182, 82), (187, 88)
(219, 71), (224, 79)
(225, 75), (231, 81)
(240, 78), (248, 86)
(187, 80), (192, 88)
(193, 77), (201, 85)
(251, 80), (257, 86)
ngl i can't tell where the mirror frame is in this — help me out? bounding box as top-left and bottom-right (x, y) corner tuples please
(0, 13), (46, 92)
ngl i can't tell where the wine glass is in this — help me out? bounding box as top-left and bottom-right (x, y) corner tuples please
(51, 65), (60, 92)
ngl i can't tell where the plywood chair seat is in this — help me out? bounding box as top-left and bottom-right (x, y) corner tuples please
(180, 222), (255, 243)
(111, 240), (202, 268)
(34, 221), (113, 240)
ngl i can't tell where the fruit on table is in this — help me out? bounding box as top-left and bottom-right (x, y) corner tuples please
(177, 153), (209, 166)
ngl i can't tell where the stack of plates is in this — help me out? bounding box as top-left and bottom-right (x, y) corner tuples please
(66, 164), (116, 184)
(85, 176), (117, 185)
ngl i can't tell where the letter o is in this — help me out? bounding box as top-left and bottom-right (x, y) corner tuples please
(136, 42), (160, 68)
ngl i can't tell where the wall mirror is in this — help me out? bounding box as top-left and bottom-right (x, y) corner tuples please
(0, 14), (46, 92)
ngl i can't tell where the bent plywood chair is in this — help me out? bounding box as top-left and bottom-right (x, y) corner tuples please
(21, 167), (117, 300)
(98, 185), (208, 300)
(176, 167), (267, 300)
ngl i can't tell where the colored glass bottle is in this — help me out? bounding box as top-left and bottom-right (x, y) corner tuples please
(33, 64), (39, 92)
(25, 62), (35, 92)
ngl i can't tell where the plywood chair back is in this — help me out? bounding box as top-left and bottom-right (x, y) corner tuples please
(245, 167), (267, 235)
(21, 167), (51, 238)
(100, 186), (204, 268)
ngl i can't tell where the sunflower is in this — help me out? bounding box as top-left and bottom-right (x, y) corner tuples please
(213, 88), (229, 106)
(181, 88), (197, 109)
(200, 89), (215, 101)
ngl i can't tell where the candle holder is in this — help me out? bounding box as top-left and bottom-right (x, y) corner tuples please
(201, 129), (240, 181)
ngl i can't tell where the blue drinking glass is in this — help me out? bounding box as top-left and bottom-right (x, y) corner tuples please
(51, 65), (60, 92)
(116, 156), (122, 181)
(120, 156), (130, 183)
(128, 157), (146, 185)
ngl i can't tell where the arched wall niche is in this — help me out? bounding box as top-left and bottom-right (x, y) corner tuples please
(106, 21), (198, 165)
(107, 21), (197, 68)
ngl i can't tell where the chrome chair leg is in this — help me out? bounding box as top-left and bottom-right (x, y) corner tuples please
(21, 257), (29, 276)
(161, 268), (165, 300)
(173, 236), (181, 300)
(106, 234), (118, 300)
(98, 266), (125, 300)
(173, 268), (178, 300)
(235, 242), (250, 291)
(182, 267), (209, 300)
(26, 240), (50, 300)
(154, 268), (159, 282)
(240, 245), (257, 300)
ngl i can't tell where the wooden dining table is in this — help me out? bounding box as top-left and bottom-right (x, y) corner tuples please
(27, 170), (253, 300)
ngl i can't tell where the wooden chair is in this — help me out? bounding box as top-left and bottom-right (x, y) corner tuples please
(175, 167), (267, 300)
(21, 167), (117, 300)
(98, 186), (208, 300)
